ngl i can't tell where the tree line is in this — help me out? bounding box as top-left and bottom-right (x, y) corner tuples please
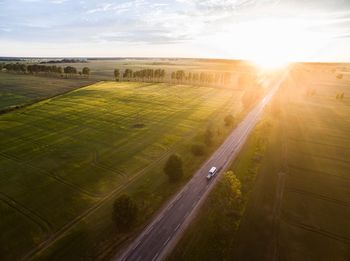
(0, 63), (90, 78)
(170, 70), (232, 86)
(114, 68), (166, 82)
(114, 68), (232, 87)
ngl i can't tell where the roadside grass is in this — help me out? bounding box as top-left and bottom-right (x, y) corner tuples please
(0, 73), (95, 111)
(0, 81), (244, 260)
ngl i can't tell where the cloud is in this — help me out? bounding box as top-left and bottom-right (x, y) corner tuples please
(86, 0), (145, 14)
(93, 30), (191, 44)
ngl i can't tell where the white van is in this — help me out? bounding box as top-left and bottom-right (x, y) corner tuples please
(206, 166), (217, 180)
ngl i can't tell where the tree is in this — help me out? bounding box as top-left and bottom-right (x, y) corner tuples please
(82, 67), (90, 78)
(191, 143), (206, 156)
(215, 171), (242, 218)
(164, 154), (184, 182)
(112, 194), (138, 231)
(123, 69), (133, 80)
(336, 74), (343, 80)
(171, 71), (176, 82)
(175, 70), (185, 83)
(224, 114), (235, 126)
(64, 66), (77, 77)
(114, 69), (120, 81)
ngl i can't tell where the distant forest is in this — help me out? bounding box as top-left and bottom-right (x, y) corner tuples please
(0, 63), (90, 78)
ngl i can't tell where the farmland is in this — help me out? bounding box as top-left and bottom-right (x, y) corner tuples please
(0, 73), (95, 111)
(0, 80), (244, 260)
(0, 58), (248, 111)
(168, 65), (350, 261)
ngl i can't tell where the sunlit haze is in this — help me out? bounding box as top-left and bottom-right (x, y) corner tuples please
(1, 0), (350, 62)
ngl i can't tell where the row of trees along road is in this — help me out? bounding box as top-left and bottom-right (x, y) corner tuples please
(0, 63), (90, 78)
(114, 68), (166, 82)
(114, 68), (232, 87)
(170, 70), (232, 86)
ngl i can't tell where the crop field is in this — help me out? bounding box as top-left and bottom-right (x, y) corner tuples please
(0, 81), (244, 260)
(168, 68), (350, 261)
(233, 70), (350, 261)
(42, 58), (251, 81)
(0, 73), (95, 111)
(0, 58), (251, 112)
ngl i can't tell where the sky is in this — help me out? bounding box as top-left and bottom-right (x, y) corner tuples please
(1, 0), (350, 62)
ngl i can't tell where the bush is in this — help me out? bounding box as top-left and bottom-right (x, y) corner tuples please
(164, 154), (184, 182)
(112, 194), (138, 231)
(191, 143), (206, 156)
(224, 114), (235, 126)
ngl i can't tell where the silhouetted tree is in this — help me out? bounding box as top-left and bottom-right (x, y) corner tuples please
(82, 67), (90, 78)
(114, 69), (120, 81)
(112, 194), (138, 231)
(164, 154), (184, 182)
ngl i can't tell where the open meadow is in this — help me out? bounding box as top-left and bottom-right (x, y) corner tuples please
(0, 80), (244, 260)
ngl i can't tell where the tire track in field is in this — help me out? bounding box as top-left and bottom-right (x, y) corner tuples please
(281, 215), (350, 245)
(96, 88), (245, 259)
(92, 86), (220, 174)
(289, 165), (350, 182)
(0, 152), (101, 198)
(22, 86), (243, 260)
(269, 172), (286, 261)
(287, 137), (350, 151)
(285, 187), (350, 208)
(0, 192), (52, 235)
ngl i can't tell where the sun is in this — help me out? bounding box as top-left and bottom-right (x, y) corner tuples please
(214, 16), (331, 70)
(250, 56), (290, 71)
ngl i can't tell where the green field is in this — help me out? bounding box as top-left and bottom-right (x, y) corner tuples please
(0, 58), (250, 112)
(0, 73), (95, 111)
(168, 68), (350, 261)
(233, 70), (350, 261)
(0, 81), (244, 260)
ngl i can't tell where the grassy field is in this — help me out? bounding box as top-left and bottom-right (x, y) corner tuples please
(233, 69), (350, 261)
(0, 73), (95, 111)
(168, 68), (350, 261)
(0, 81), (244, 260)
(0, 58), (252, 112)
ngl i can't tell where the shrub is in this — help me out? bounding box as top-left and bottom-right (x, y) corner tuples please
(164, 154), (184, 182)
(112, 194), (138, 231)
(224, 114), (235, 126)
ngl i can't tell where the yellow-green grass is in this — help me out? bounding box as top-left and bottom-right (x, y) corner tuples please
(233, 71), (350, 261)
(0, 81), (243, 260)
(0, 73), (95, 111)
